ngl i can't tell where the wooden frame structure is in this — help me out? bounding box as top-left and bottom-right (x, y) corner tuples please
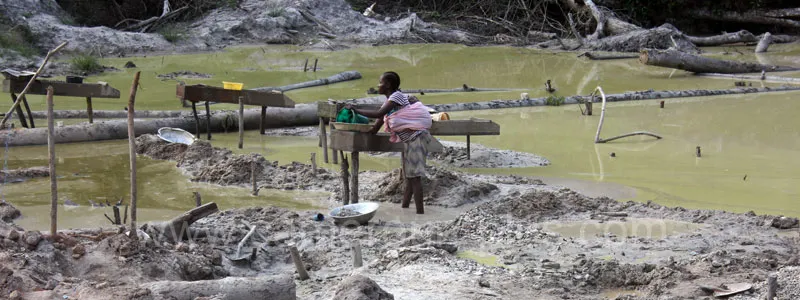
(176, 83), (296, 147)
(2, 70), (121, 126)
(317, 100), (501, 204)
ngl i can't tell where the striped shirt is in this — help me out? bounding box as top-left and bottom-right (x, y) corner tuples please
(387, 91), (423, 143)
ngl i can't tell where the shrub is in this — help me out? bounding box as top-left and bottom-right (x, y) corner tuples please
(158, 25), (187, 43)
(70, 54), (103, 73)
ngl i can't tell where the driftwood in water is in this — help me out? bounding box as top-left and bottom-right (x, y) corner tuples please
(0, 103), (320, 146)
(253, 71), (361, 92)
(695, 73), (800, 84)
(367, 84), (524, 95)
(592, 86), (662, 144)
(639, 49), (800, 73)
(139, 275), (295, 300)
(578, 52), (638, 60)
(686, 30), (756, 46)
(756, 32), (773, 53)
(427, 85), (800, 112)
(27, 110), (185, 119)
(148, 202), (219, 243)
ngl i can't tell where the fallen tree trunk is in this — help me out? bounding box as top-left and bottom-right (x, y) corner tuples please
(695, 72), (800, 84)
(27, 110), (185, 119)
(686, 30), (756, 46)
(0, 103), (320, 146)
(252, 71), (361, 92)
(139, 275), (295, 300)
(690, 8), (800, 28)
(578, 52), (639, 60)
(428, 85), (800, 112)
(770, 34), (800, 44)
(640, 49), (800, 73)
(147, 202), (218, 243)
(367, 85), (525, 94)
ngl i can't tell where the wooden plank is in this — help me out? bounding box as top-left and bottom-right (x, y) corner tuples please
(179, 84), (295, 108)
(429, 119), (500, 136)
(3, 79), (121, 99)
(330, 130), (443, 153)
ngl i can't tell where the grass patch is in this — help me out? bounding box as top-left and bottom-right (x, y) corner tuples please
(266, 0), (287, 17)
(545, 95), (565, 106)
(0, 25), (40, 57)
(70, 54), (103, 73)
(158, 24), (187, 43)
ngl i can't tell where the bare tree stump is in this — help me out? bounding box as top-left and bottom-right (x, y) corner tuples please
(313, 58), (318, 72)
(766, 275), (778, 300)
(585, 101), (593, 115)
(696, 146), (702, 157)
(352, 241), (363, 268)
(756, 32), (773, 53)
(660, 101), (665, 108)
(303, 58), (309, 72)
(112, 206), (121, 225)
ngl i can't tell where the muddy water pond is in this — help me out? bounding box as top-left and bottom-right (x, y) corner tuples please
(2, 43), (800, 229)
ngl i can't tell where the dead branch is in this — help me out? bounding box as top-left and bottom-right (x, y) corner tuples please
(578, 52), (638, 60)
(593, 86), (662, 144)
(640, 49), (800, 73)
(690, 8), (800, 28)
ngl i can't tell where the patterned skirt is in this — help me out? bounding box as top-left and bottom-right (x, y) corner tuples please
(402, 131), (431, 178)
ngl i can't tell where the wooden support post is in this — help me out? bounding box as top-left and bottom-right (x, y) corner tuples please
(466, 135), (471, 160)
(660, 100), (665, 108)
(191, 101), (200, 139)
(238, 96), (244, 149)
(127, 71), (141, 239)
(289, 245), (310, 280)
(330, 121), (338, 164)
(9, 93), (28, 128)
(193, 192), (201, 207)
(350, 151), (359, 203)
(352, 241), (363, 268)
(46, 86), (57, 235)
(303, 58), (309, 72)
(696, 146), (701, 158)
(310, 153), (317, 177)
(112, 206), (121, 225)
(766, 275), (778, 300)
(251, 162), (258, 196)
(123, 205), (128, 224)
(340, 151), (350, 205)
(205, 101), (211, 140)
(585, 101), (593, 116)
(85, 97), (93, 124)
(0, 41), (67, 129)
(313, 58), (318, 72)
(21, 95), (34, 128)
(319, 117), (329, 163)
(260, 106), (267, 135)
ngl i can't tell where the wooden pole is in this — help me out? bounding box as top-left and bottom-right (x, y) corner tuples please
(1, 41), (68, 129)
(251, 162), (258, 196)
(310, 153), (317, 177)
(9, 93), (28, 128)
(313, 58), (318, 72)
(330, 121), (338, 164)
(766, 275), (778, 300)
(319, 117), (329, 163)
(350, 151), (359, 203)
(85, 97), (93, 124)
(466, 135), (471, 160)
(21, 95), (34, 128)
(696, 146), (701, 157)
(352, 241), (363, 268)
(238, 96), (244, 149)
(112, 206), (121, 225)
(289, 245), (310, 280)
(260, 106), (267, 135)
(205, 101), (211, 140)
(303, 58), (309, 72)
(660, 100), (665, 108)
(46, 86), (57, 235)
(127, 71), (141, 239)
(193, 192), (201, 207)
(123, 205), (128, 224)
(191, 101), (200, 139)
(340, 151), (350, 205)
(585, 101), (593, 115)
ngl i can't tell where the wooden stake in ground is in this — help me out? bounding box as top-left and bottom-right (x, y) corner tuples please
(303, 58), (309, 72)
(593, 86), (662, 144)
(260, 106), (267, 135)
(696, 146), (702, 158)
(313, 58), (318, 72)
(86, 97), (94, 124)
(352, 241), (363, 268)
(127, 71), (141, 239)
(191, 101), (200, 139)
(340, 151), (350, 205)
(251, 162), (258, 196)
(193, 192), (201, 207)
(330, 121), (338, 164)
(289, 245), (310, 280)
(238, 96), (244, 149)
(310, 153), (317, 177)
(766, 275), (778, 300)
(46, 86), (57, 235)
(205, 101), (211, 140)
(350, 151), (359, 204)
(1, 41), (68, 129)
(319, 117), (329, 163)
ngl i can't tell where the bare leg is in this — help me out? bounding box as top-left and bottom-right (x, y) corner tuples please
(402, 177), (412, 208)
(411, 177), (424, 214)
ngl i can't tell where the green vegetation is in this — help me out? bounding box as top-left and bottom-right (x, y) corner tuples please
(0, 24), (40, 57)
(70, 54), (103, 73)
(158, 24), (187, 43)
(545, 95), (565, 106)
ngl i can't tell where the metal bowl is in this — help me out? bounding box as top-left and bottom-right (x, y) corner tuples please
(330, 202), (380, 226)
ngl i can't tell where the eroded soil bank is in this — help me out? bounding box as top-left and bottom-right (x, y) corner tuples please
(1, 135), (798, 299)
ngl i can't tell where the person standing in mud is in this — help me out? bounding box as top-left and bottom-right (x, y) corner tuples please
(347, 71), (432, 214)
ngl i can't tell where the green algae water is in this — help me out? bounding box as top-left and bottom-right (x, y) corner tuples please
(2, 43), (800, 230)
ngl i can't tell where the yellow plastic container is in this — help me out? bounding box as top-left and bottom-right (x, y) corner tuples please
(431, 112), (450, 121)
(223, 81), (244, 90)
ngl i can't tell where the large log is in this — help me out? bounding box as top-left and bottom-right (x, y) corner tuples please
(428, 85), (800, 112)
(253, 71), (362, 92)
(639, 49), (800, 73)
(26, 110), (184, 119)
(686, 30), (756, 46)
(139, 275), (295, 300)
(366, 85), (525, 95)
(0, 103), (321, 146)
(147, 202), (218, 243)
(690, 8), (800, 28)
